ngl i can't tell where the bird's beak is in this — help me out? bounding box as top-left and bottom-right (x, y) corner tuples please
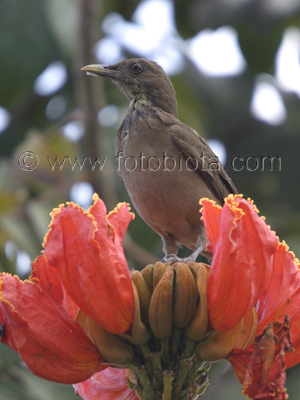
(81, 64), (120, 79)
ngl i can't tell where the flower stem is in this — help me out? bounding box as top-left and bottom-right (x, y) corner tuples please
(162, 371), (173, 400)
(128, 333), (210, 400)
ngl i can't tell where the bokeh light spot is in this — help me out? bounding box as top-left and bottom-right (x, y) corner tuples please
(188, 26), (247, 77)
(45, 95), (67, 121)
(33, 61), (68, 96)
(275, 27), (300, 97)
(61, 120), (85, 142)
(97, 105), (120, 127)
(69, 182), (94, 210)
(207, 138), (227, 166)
(95, 38), (124, 64)
(4, 240), (18, 262)
(15, 250), (32, 277)
(250, 80), (287, 125)
(0, 106), (11, 133)
(100, 0), (184, 76)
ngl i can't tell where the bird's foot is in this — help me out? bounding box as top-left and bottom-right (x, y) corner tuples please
(161, 253), (183, 264)
(181, 245), (203, 263)
(161, 246), (203, 264)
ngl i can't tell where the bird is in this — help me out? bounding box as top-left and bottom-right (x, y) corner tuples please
(82, 58), (237, 262)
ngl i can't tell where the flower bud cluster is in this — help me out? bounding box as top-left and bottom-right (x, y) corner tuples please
(77, 261), (258, 400)
(136, 261), (257, 361)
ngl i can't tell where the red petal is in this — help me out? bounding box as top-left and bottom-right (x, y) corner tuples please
(0, 302), (18, 353)
(244, 350), (288, 400)
(255, 242), (300, 368)
(282, 281), (300, 368)
(31, 254), (63, 304)
(61, 284), (80, 319)
(227, 346), (255, 384)
(44, 197), (134, 334)
(0, 274), (102, 384)
(242, 324), (289, 400)
(31, 254), (79, 319)
(257, 242), (300, 330)
(89, 195), (133, 247)
(74, 368), (139, 400)
(285, 334), (300, 368)
(203, 195), (278, 331)
(106, 202), (134, 245)
(200, 198), (222, 253)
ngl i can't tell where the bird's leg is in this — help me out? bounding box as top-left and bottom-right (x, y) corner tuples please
(161, 244), (210, 264)
(180, 245), (203, 263)
(161, 253), (183, 263)
(161, 234), (204, 264)
(161, 234), (182, 263)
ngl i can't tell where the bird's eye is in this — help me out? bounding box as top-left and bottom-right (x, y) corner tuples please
(131, 63), (142, 73)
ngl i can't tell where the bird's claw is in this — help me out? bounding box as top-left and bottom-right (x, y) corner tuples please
(160, 254), (183, 264)
(161, 246), (203, 265)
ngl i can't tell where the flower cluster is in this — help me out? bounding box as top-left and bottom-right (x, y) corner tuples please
(0, 193), (299, 400)
(0, 194), (135, 384)
(202, 195), (300, 399)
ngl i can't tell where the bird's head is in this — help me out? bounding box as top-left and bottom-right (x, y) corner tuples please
(82, 58), (178, 117)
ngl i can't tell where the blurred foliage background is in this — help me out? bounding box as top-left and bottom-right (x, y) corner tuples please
(0, 0), (300, 399)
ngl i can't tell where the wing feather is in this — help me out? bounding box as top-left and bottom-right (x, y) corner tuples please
(170, 123), (238, 203)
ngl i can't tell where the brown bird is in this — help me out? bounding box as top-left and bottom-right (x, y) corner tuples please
(82, 58), (237, 262)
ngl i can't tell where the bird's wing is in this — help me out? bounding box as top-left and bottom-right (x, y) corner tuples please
(170, 122), (238, 202)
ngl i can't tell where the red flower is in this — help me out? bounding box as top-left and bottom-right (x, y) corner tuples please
(0, 194), (134, 384)
(1, 192), (300, 400)
(74, 368), (139, 400)
(200, 194), (300, 399)
(241, 318), (293, 400)
(201, 195), (279, 331)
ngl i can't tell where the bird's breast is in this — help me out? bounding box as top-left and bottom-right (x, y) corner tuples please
(115, 114), (217, 249)
(116, 114), (187, 182)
